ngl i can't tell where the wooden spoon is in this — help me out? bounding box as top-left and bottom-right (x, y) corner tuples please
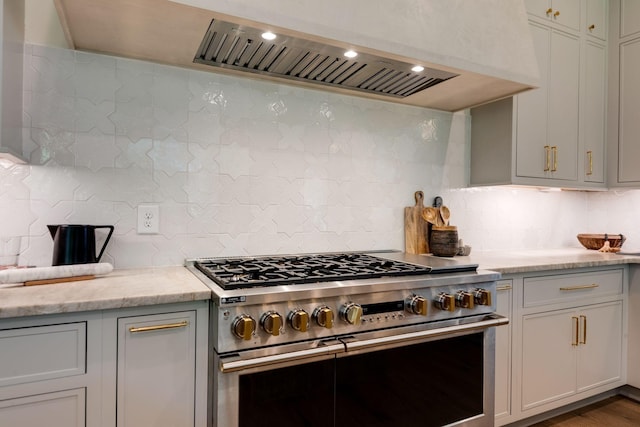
(421, 207), (439, 225)
(440, 206), (450, 226)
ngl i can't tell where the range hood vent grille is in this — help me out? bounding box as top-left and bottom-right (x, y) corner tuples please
(195, 19), (458, 98)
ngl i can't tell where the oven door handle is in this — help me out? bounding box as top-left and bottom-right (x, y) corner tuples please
(219, 342), (345, 373)
(343, 314), (509, 353)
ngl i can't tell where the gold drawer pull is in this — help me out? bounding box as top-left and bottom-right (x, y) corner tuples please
(544, 145), (551, 171)
(496, 285), (512, 291)
(551, 146), (558, 172)
(586, 150), (593, 176)
(572, 316), (579, 346)
(559, 284), (599, 291)
(129, 320), (189, 333)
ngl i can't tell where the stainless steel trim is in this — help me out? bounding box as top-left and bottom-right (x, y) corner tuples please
(194, 19), (458, 99)
(343, 314), (508, 353)
(219, 342), (345, 373)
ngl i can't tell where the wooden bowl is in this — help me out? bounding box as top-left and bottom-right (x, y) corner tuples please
(577, 234), (625, 251)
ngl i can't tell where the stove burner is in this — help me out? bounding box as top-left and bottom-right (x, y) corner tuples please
(194, 253), (435, 290)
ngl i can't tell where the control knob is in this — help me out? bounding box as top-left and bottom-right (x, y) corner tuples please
(407, 295), (428, 316)
(260, 311), (283, 336)
(231, 314), (256, 340)
(455, 291), (475, 309)
(313, 306), (334, 329)
(340, 302), (363, 325)
(473, 288), (492, 306)
(433, 293), (456, 312)
(288, 309), (310, 332)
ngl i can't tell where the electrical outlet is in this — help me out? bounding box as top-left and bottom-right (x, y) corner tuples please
(137, 205), (159, 234)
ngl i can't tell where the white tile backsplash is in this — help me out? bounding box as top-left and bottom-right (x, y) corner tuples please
(3, 43), (632, 268)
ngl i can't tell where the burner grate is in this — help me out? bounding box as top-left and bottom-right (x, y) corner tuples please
(195, 253), (433, 290)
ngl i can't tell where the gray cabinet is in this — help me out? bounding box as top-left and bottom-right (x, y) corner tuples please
(0, 0), (25, 163)
(609, 0), (640, 185)
(494, 280), (513, 424)
(117, 311), (198, 427)
(0, 301), (209, 427)
(471, 1), (607, 189)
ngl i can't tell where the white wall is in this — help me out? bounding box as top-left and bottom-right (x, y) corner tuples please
(0, 43), (595, 268)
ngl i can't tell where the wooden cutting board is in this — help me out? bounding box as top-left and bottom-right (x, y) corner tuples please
(404, 191), (429, 254)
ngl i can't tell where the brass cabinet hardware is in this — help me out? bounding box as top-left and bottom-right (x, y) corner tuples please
(551, 146), (558, 172)
(496, 284), (512, 291)
(586, 150), (593, 175)
(546, 8), (553, 15)
(544, 145), (551, 171)
(572, 316), (579, 346)
(579, 315), (587, 345)
(554, 10), (560, 18)
(129, 320), (189, 333)
(588, 24), (596, 31)
(559, 283), (599, 291)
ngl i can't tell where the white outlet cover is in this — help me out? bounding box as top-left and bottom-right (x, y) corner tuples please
(137, 205), (159, 234)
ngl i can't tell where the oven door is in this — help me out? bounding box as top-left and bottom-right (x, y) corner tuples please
(213, 314), (508, 427)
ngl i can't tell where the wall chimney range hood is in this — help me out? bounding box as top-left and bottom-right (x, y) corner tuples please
(54, 0), (539, 112)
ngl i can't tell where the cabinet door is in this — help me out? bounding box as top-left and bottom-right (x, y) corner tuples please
(583, 41), (606, 183)
(521, 309), (576, 410)
(0, 388), (85, 427)
(586, 0), (607, 40)
(524, 0), (580, 32)
(620, 0), (640, 38)
(576, 302), (623, 391)
(117, 311), (196, 427)
(494, 281), (512, 421)
(517, 24), (579, 181)
(618, 38), (640, 183)
(516, 23), (550, 179)
(548, 29), (579, 181)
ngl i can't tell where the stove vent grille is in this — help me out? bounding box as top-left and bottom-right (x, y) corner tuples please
(194, 19), (458, 98)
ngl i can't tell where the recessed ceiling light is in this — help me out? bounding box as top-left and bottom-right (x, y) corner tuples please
(261, 31), (277, 41)
(344, 50), (358, 58)
(412, 65), (425, 72)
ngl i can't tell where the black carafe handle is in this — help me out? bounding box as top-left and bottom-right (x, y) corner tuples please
(94, 225), (114, 262)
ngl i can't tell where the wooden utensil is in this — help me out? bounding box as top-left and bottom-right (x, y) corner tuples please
(421, 207), (438, 225)
(440, 205), (450, 226)
(404, 191), (429, 254)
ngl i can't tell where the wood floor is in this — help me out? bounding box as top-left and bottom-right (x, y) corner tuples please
(531, 396), (640, 426)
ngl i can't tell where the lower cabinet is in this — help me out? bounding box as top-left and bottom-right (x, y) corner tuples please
(117, 311), (198, 427)
(497, 266), (627, 425)
(521, 301), (623, 410)
(0, 388), (85, 427)
(494, 280), (513, 422)
(0, 301), (208, 427)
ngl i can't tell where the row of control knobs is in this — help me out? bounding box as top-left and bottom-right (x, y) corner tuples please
(232, 288), (492, 340)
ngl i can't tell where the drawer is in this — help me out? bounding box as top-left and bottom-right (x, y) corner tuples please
(0, 323), (86, 388)
(523, 269), (623, 308)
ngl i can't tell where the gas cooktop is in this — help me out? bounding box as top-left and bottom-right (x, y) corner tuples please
(193, 252), (478, 290)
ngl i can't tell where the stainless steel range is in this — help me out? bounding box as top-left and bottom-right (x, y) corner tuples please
(186, 251), (507, 427)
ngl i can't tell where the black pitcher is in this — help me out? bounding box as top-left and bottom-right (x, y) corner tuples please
(47, 224), (114, 266)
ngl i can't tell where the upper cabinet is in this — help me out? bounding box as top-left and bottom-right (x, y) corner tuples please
(470, 0), (607, 189)
(608, 0), (640, 186)
(525, 0), (581, 31)
(0, 0), (26, 164)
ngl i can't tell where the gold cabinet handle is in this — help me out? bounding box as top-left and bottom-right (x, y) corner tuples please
(559, 283), (599, 291)
(554, 10), (560, 18)
(496, 284), (512, 291)
(546, 7), (553, 15)
(586, 150), (593, 176)
(572, 316), (579, 346)
(129, 320), (189, 333)
(579, 315), (587, 345)
(544, 145), (551, 171)
(588, 24), (596, 31)
(551, 146), (558, 172)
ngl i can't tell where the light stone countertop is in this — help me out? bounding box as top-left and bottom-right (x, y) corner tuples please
(2, 249), (640, 320)
(458, 247), (640, 274)
(0, 266), (212, 319)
